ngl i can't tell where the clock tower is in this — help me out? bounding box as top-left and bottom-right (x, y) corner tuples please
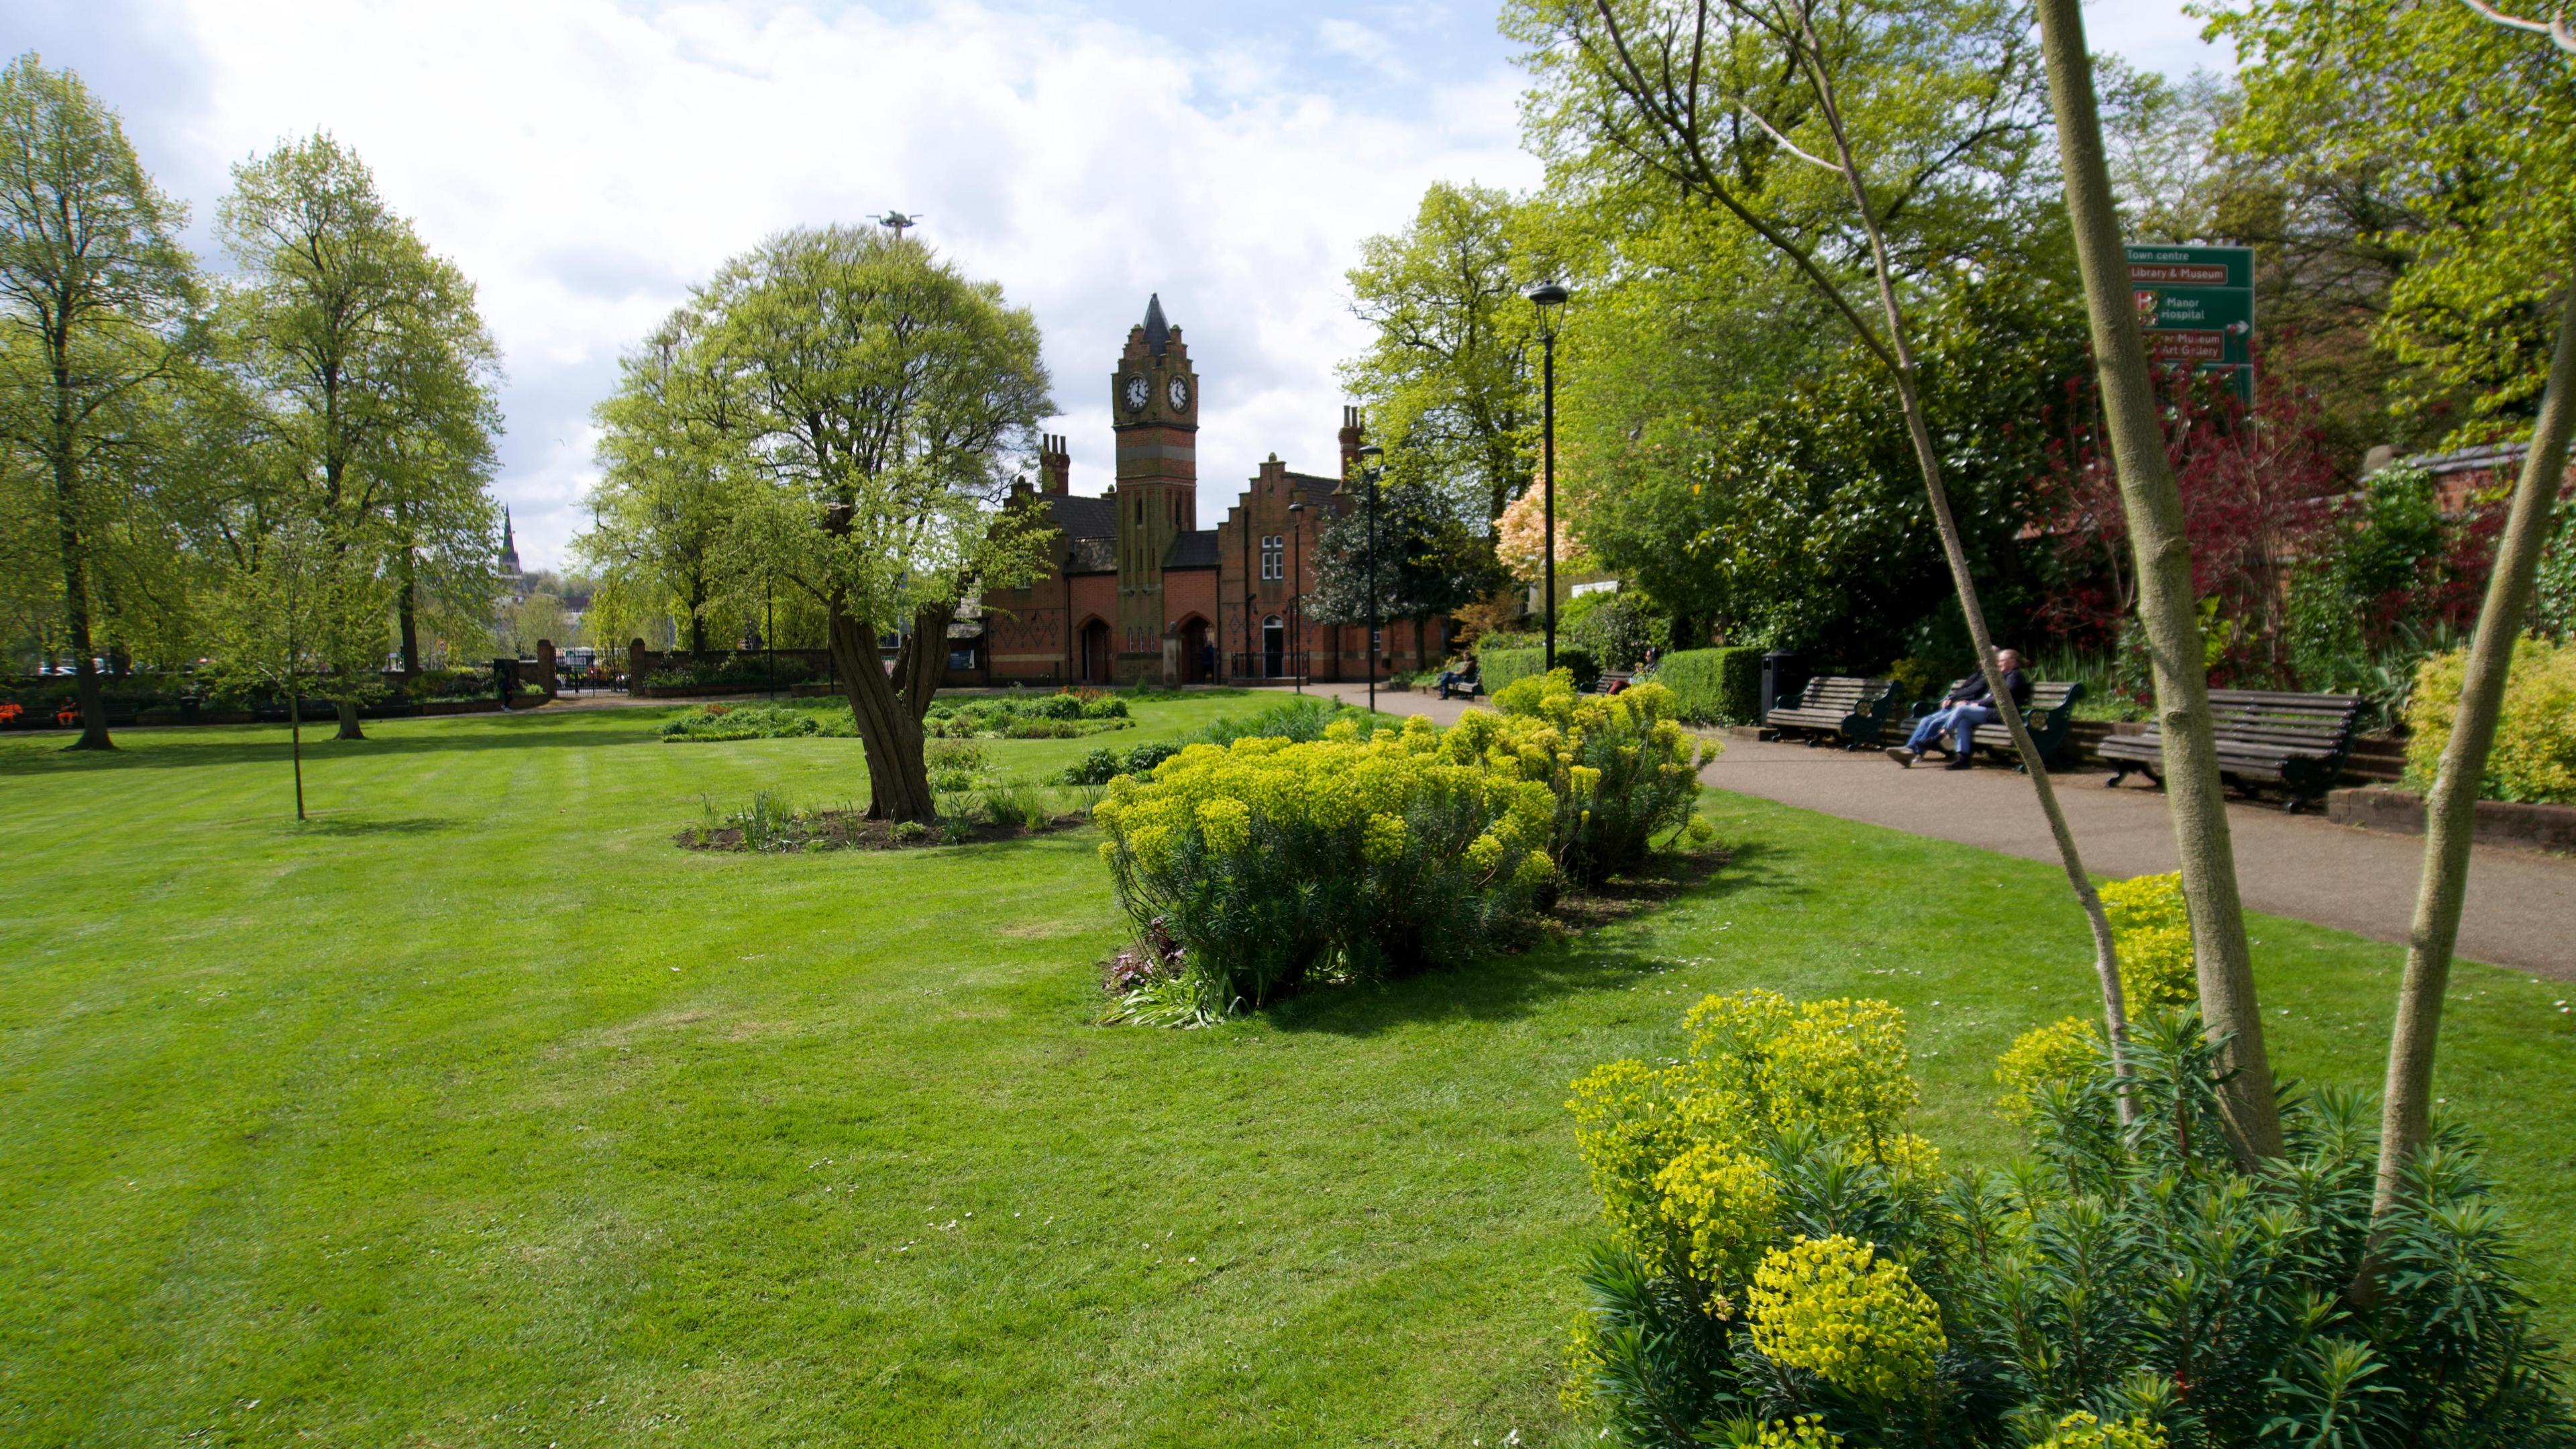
(1110, 293), (1199, 669)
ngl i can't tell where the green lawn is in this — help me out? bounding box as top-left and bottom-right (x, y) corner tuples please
(3, 694), (2570, 1447)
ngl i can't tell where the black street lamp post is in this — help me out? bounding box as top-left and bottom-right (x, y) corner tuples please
(1287, 498), (1305, 694)
(1527, 282), (1569, 672)
(1356, 443), (1385, 714)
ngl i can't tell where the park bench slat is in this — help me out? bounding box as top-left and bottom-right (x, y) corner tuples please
(1765, 676), (1903, 748)
(2102, 687), (2364, 811)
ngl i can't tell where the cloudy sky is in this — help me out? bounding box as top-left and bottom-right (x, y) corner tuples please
(19, 0), (2231, 570)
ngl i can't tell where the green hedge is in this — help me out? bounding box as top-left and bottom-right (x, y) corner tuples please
(1656, 647), (1764, 724)
(1478, 646), (1548, 696)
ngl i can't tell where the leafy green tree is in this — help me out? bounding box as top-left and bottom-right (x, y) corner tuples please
(2209, 0), (2576, 443)
(0, 53), (199, 749)
(1507, 0), (2140, 1085)
(218, 132), (502, 736)
(692, 225), (1053, 822)
(577, 305), (743, 656)
(1339, 183), (1540, 524)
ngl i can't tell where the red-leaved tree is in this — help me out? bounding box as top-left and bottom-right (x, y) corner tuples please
(2036, 360), (2343, 683)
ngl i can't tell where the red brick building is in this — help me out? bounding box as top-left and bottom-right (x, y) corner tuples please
(985, 297), (1447, 686)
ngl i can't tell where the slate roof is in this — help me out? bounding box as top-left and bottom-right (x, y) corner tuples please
(1164, 529), (1220, 570)
(1042, 492), (1117, 539)
(1287, 472), (1343, 510)
(1142, 294), (1171, 356)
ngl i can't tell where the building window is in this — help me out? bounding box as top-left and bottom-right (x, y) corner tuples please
(1260, 535), (1284, 581)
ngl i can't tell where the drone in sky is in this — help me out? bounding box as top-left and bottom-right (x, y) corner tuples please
(875, 211), (922, 239)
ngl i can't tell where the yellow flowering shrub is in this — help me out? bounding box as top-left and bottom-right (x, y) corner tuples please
(1472, 669), (1705, 885)
(1747, 1235), (1946, 1403)
(1568, 991), (1927, 1307)
(1995, 1016), (2106, 1127)
(2098, 873), (2195, 1009)
(1735, 1417), (1843, 1448)
(2034, 1410), (2167, 1449)
(2408, 637), (2576, 804)
(1093, 720), (1558, 1008)
(1654, 1139), (1782, 1300)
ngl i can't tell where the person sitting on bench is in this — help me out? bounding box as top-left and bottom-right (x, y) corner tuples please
(1888, 650), (2029, 771)
(1436, 658), (1480, 700)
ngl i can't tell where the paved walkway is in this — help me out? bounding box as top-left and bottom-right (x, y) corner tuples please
(1304, 682), (2576, 977)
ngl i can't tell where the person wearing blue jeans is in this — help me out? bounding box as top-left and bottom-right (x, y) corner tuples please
(1888, 651), (2029, 771)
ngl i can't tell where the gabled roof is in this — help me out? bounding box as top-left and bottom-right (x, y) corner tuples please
(1164, 529), (1220, 570)
(1041, 492), (1117, 539)
(1286, 472), (1342, 509)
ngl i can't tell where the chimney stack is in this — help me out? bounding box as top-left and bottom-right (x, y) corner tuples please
(1338, 405), (1364, 480)
(1040, 433), (1071, 494)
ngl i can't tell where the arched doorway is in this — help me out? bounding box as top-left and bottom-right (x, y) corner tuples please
(1263, 615), (1285, 678)
(1079, 618), (1112, 684)
(1177, 616), (1213, 684)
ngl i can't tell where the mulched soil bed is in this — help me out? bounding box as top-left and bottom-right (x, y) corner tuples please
(676, 810), (1090, 853)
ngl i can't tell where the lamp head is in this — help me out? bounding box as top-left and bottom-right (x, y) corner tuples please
(1356, 443), (1384, 461)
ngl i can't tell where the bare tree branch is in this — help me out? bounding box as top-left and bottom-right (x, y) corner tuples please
(2457, 0), (2576, 54)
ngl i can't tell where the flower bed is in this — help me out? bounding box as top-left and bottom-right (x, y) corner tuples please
(1560, 991), (2576, 1446)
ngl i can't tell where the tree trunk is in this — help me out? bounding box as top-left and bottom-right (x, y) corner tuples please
(334, 696), (366, 741)
(2037, 0), (2282, 1163)
(396, 550), (423, 680)
(1790, 7), (2135, 1113)
(288, 686), (307, 822)
(49, 435), (113, 752)
(2373, 279), (2576, 1217)
(828, 602), (939, 822)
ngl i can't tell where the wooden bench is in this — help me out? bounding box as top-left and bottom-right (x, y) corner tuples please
(1765, 676), (1903, 748)
(1912, 680), (2088, 769)
(2098, 688), (2365, 813)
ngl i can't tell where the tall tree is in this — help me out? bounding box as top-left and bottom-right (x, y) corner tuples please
(2037, 0), (2284, 1161)
(1509, 0), (2140, 1103)
(0, 53), (197, 749)
(2369, 1), (2576, 1236)
(2209, 0), (2576, 445)
(696, 225), (1052, 822)
(578, 305), (741, 656)
(1340, 183), (1540, 523)
(219, 133), (502, 737)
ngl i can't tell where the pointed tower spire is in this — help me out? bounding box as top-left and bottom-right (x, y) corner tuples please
(502, 505), (515, 553)
(1142, 293), (1170, 356)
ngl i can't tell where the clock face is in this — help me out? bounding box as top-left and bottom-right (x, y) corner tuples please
(1167, 375), (1190, 411)
(1122, 374), (1149, 412)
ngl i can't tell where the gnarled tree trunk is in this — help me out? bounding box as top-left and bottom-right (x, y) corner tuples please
(828, 600), (947, 823)
(2037, 0), (2284, 1163)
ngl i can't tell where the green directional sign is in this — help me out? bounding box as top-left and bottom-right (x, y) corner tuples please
(2126, 244), (2255, 406)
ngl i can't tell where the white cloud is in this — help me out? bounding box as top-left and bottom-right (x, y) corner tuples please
(35, 0), (2218, 570)
(126, 0), (1536, 569)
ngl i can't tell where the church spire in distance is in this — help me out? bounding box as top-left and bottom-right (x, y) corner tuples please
(1142, 293), (1169, 356)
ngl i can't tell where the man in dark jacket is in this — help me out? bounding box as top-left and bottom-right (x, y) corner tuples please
(1888, 650), (2030, 770)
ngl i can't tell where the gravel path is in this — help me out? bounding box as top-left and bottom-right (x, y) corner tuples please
(1299, 681), (2576, 977)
